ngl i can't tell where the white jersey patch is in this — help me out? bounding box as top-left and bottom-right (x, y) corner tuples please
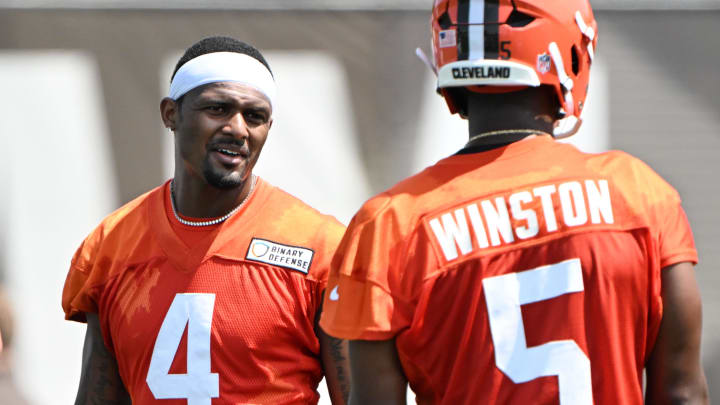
(246, 238), (314, 274)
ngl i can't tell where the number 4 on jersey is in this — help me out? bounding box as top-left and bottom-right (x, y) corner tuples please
(483, 258), (592, 404)
(146, 293), (219, 405)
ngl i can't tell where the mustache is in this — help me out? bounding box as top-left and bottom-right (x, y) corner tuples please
(207, 137), (245, 148)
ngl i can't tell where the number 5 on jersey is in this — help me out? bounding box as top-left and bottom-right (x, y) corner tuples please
(146, 293), (219, 405)
(483, 258), (592, 404)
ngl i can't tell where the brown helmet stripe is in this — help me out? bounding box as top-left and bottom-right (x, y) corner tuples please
(484, 0), (500, 59)
(457, 0), (471, 60)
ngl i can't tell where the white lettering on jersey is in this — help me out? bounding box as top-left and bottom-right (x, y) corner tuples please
(467, 203), (490, 249)
(482, 197), (515, 247)
(509, 191), (539, 240)
(559, 181), (588, 227)
(533, 185), (559, 232)
(428, 179), (615, 261)
(586, 179), (614, 224)
(429, 208), (473, 261)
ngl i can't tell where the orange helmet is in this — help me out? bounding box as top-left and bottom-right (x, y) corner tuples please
(430, 0), (597, 136)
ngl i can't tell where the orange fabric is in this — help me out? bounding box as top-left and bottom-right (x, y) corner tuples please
(164, 184), (222, 249)
(320, 136), (697, 405)
(62, 178), (345, 405)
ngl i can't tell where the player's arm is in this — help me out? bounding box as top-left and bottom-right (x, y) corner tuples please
(316, 296), (351, 405)
(645, 261), (709, 404)
(348, 339), (407, 405)
(318, 328), (351, 404)
(75, 312), (131, 405)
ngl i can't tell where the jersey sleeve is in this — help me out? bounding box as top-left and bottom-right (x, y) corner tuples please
(307, 219), (346, 289)
(307, 219), (346, 323)
(655, 193), (697, 268)
(635, 160), (698, 268)
(62, 225), (108, 322)
(319, 195), (416, 340)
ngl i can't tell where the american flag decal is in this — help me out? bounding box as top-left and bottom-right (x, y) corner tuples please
(439, 29), (457, 48)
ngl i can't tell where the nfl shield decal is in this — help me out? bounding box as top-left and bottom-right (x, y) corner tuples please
(537, 53), (552, 74)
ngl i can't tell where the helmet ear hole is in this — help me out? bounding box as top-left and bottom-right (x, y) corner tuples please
(438, 12), (453, 29)
(571, 45), (580, 76)
(505, 9), (535, 28)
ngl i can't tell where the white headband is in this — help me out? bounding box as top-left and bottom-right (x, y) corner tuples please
(169, 52), (276, 110)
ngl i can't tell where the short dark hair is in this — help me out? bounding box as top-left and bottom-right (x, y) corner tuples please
(170, 36), (273, 82)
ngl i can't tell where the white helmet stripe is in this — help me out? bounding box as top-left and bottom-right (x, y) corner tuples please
(468, 0), (486, 60)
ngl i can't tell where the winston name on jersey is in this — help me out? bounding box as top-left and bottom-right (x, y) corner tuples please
(428, 179), (612, 261)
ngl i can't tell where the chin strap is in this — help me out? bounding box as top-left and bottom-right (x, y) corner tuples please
(548, 41), (574, 118)
(554, 115), (583, 139)
(415, 47), (438, 76)
(551, 11), (596, 139)
(548, 40), (582, 138)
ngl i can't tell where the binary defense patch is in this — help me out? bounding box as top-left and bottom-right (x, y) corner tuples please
(246, 238), (314, 274)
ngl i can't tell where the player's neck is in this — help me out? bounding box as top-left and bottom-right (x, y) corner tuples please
(466, 87), (556, 145)
(170, 172), (255, 219)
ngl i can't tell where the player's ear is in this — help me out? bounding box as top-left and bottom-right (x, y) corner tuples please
(160, 97), (179, 131)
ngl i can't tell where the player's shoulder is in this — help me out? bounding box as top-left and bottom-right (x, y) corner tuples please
(71, 185), (162, 270)
(259, 178), (344, 232)
(243, 178), (346, 258)
(101, 186), (159, 230)
(585, 148), (648, 172)
(89, 185), (159, 240)
(348, 168), (442, 236)
(586, 149), (680, 201)
(235, 179), (346, 284)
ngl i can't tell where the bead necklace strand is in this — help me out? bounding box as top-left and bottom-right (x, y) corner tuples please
(169, 175), (257, 227)
(466, 129), (552, 147)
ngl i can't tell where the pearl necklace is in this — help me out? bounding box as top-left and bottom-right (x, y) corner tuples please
(169, 175), (257, 227)
(466, 129), (552, 147)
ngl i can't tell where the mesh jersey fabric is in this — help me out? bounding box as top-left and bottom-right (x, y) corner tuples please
(320, 135), (697, 405)
(165, 188), (223, 248)
(63, 177), (345, 404)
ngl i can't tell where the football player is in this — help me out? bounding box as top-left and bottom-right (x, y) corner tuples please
(320, 1), (709, 404)
(63, 36), (349, 404)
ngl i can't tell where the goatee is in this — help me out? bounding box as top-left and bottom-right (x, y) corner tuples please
(202, 160), (244, 190)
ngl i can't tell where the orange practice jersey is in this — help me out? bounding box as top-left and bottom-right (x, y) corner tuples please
(320, 136), (697, 405)
(63, 178), (345, 404)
